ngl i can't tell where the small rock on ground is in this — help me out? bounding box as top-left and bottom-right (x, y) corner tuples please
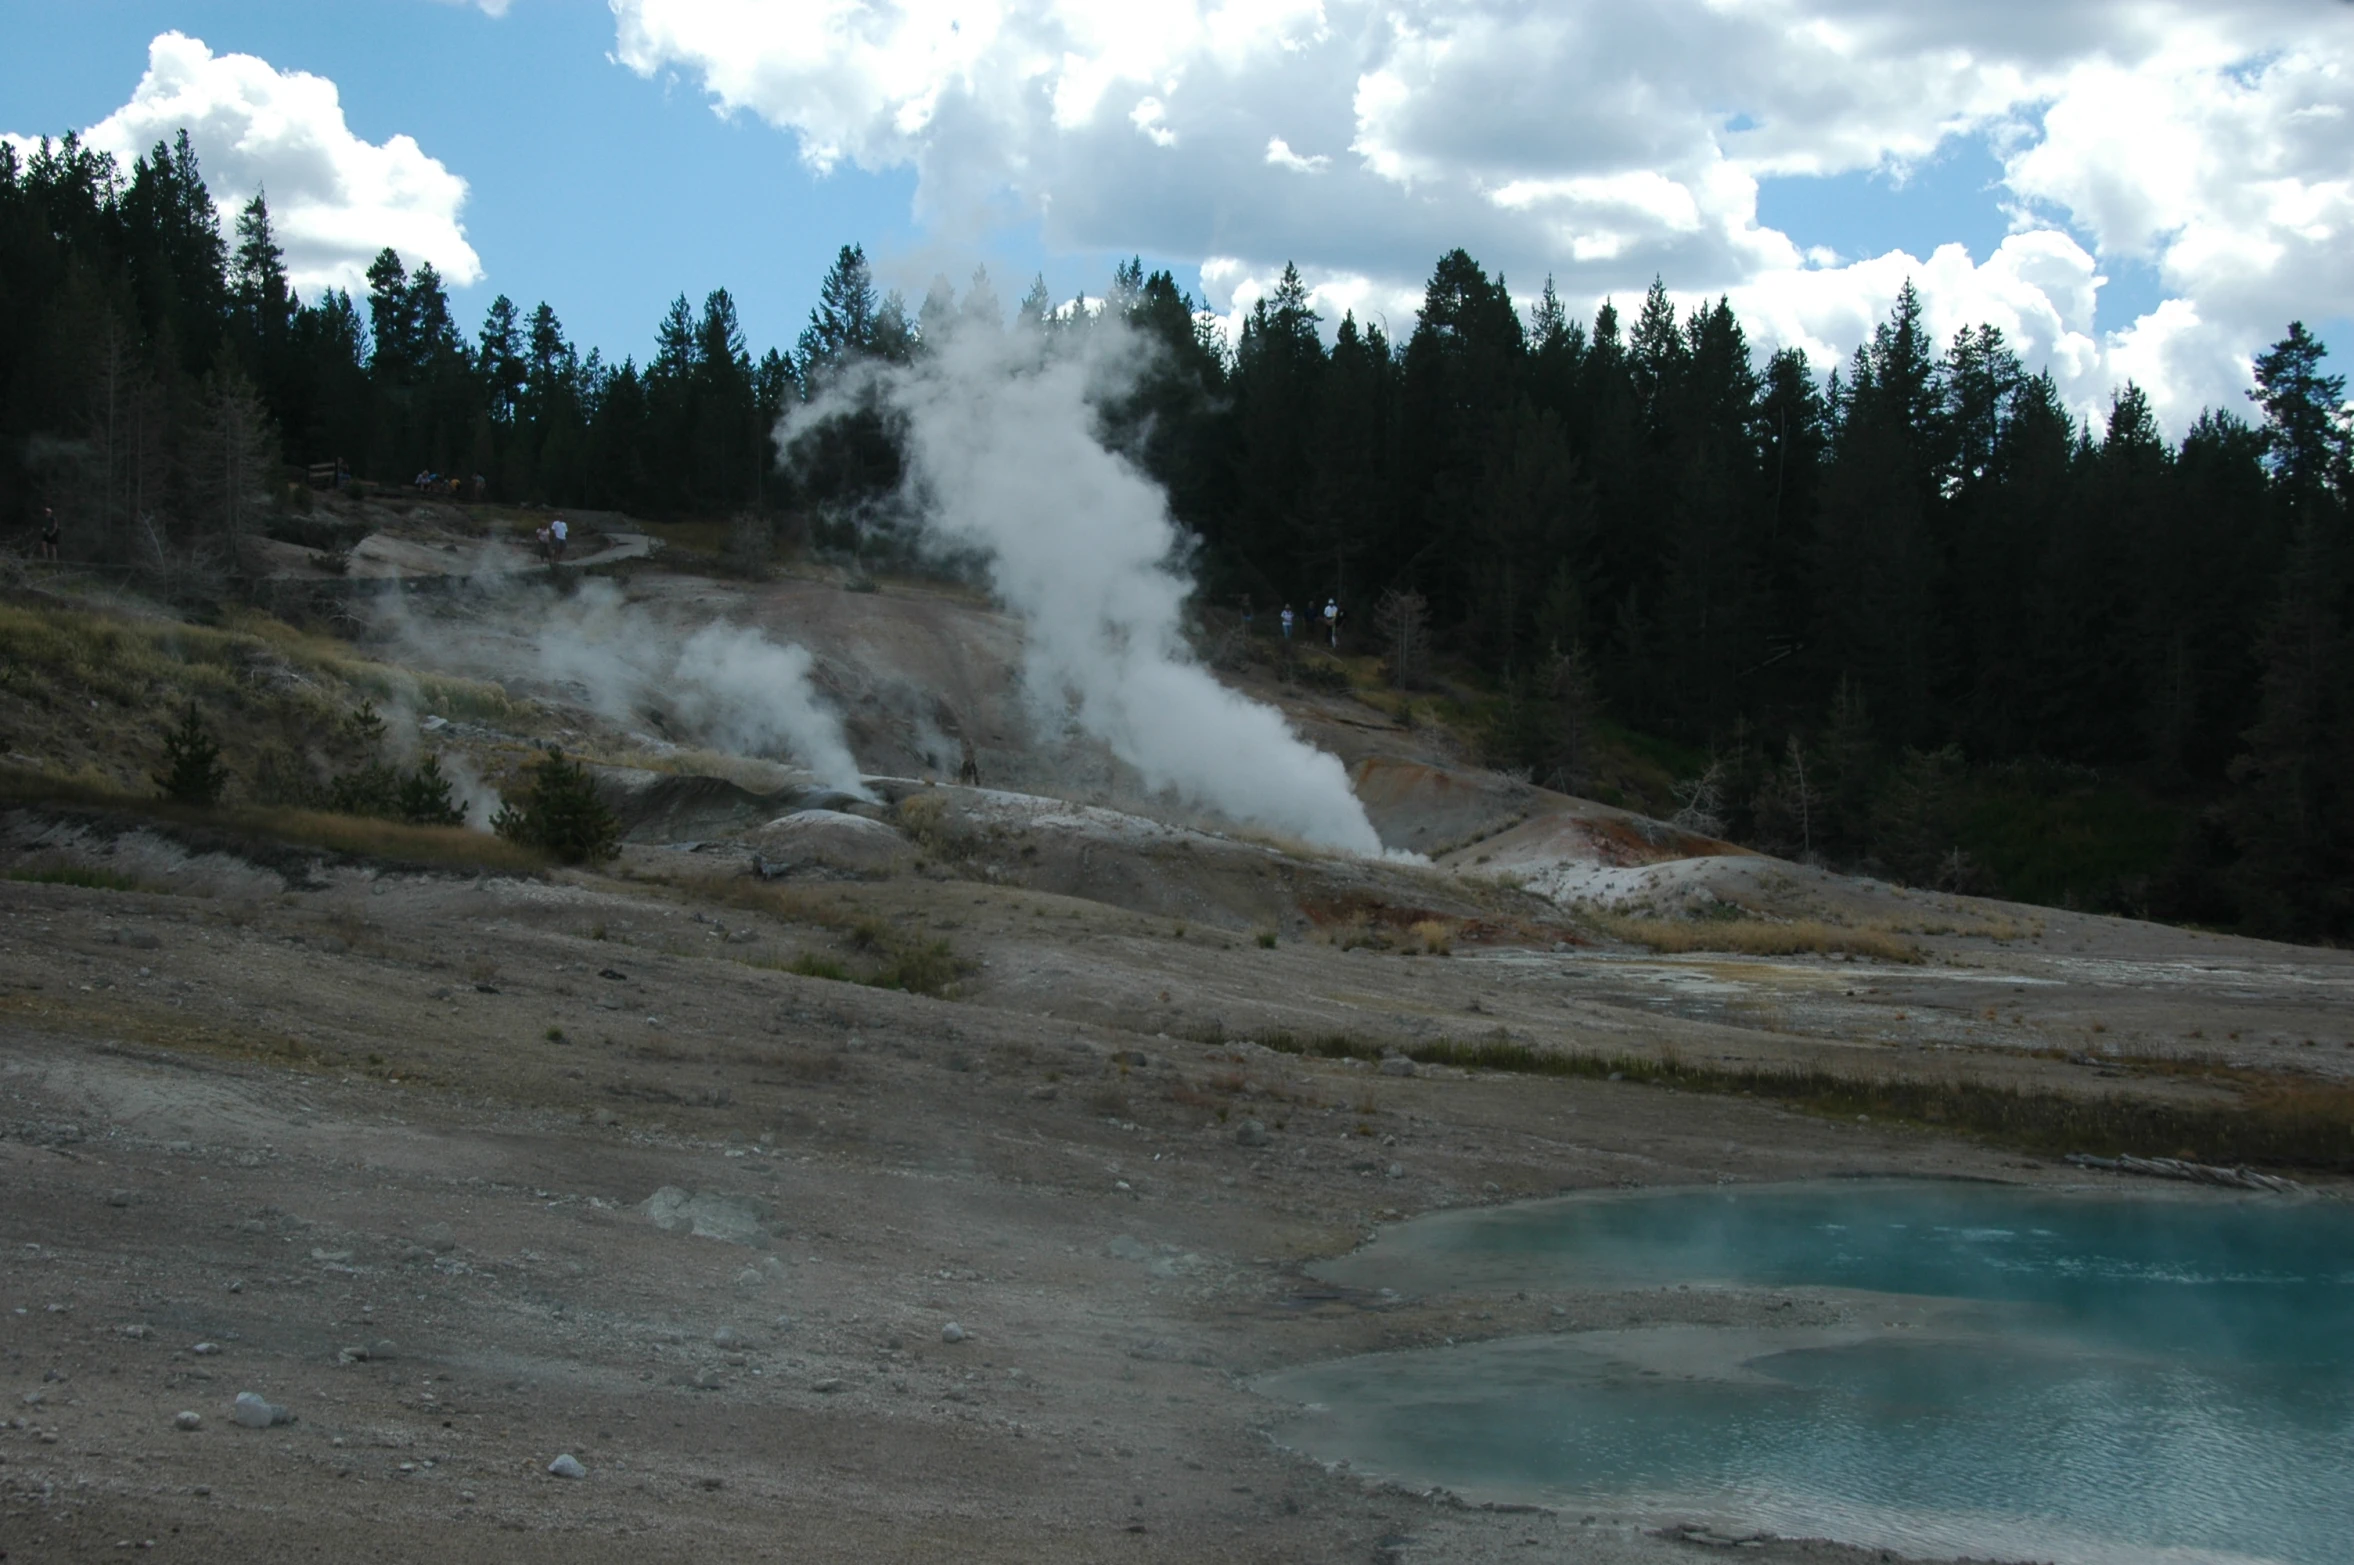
(548, 1453), (588, 1479)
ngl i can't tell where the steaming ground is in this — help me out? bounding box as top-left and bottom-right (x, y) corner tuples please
(8, 530), (2354, 1561)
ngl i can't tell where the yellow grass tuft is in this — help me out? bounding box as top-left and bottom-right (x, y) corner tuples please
(1595, 912), (1925, 963)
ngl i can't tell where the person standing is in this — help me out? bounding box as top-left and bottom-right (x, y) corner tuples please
(1280, 604), (1294, 641)
(550, 516), (569, 562)
(1323, 597), (1341, 649)
(39, 507), (60, 562)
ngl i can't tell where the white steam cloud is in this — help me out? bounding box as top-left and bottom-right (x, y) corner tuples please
(784, 324), (1388, 858)
(531, 582), (867, 796)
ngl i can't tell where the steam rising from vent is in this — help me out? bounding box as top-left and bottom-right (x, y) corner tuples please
(528, 582), (867, 796)
(784, 324), (1388, 858)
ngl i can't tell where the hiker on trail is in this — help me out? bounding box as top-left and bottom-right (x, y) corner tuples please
(550, 516), (569, 562)
(1280, 604), (1294, 640)
(534, 525), (552, 563)
(1323, 598), (1341, 648)
(958, 736), (981, 787)
(39, 507), (59, 562)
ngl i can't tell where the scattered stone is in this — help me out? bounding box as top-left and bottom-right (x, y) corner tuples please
(107, 1189), (135, 1207)
(191, 1342), (222, 1356)
(418, 1222), (457, 1253)
(337, 1346), (370, 1364)
(598, 968), (628, 981)
(370, 1339), (396, 1361)
(1234, 1119), (1270, 1147)
(692, 1367), (722, 1390)
(1106, 1235), (1149, 1261)
(1379, 1056), (1416, 1077)
(174, 1411), (202, 1431)
(547, 1453), (588, 1479)
(121, 1323), (153, 1339)
(941, 1321), (968, 1344)
(230, 1392), (290, 1428)
(811, 1377), (845, 1394)
(712, 1326), (745, 1349)
(1387, 1163), (1405, 1179)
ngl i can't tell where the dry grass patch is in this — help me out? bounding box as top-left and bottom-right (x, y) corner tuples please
(1258, 1030), (2354, 1174)
(0, 767), (544, 876)
(1596, 912), (1924, 963)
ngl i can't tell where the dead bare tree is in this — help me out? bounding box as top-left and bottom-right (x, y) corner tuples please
(1372, 587), (1430, 689)
(187, 363), (278, 576)
(1670, 757), (1729, 837)
(1547, 640), (1602, 795)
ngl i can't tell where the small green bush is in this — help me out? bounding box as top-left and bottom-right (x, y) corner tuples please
(491, 747), (619, 864)
(787, 952), (850, 981)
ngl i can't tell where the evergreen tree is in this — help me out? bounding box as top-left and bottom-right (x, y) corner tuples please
(797, 243), (879, 381)
(155, 704), (229, 806)
(398, 753), (468, 827)
(2223, 325), (2352, 936)
(227, 191), (293, 419)
(493, 747), (620, 863)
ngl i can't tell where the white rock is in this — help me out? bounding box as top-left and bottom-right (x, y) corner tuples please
(230, 1391), (286, 1429)
(174, 1410), (201, 1431)
(940, 1321), (967, 1344)
(547, 1453), (588, 1479)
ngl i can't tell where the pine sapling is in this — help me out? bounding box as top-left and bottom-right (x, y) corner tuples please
(154, 704), (229, 807)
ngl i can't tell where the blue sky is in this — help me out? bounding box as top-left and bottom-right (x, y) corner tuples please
(6, 2), (2347, 428)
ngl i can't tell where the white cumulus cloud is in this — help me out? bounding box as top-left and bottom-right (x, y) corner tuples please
(9, 32), (482, 300)
(611, 0), (2354, 431)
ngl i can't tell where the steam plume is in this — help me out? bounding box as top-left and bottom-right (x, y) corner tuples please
(532, 582), (867, 795)
(786, 323), (1388, 857)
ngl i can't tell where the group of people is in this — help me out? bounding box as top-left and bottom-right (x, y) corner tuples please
(411, 471), (489, 501)
(533, 516), (571, 563)
(1273, 597), (1344, 649)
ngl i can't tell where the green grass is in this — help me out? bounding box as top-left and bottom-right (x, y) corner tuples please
(7, 865), (155, 893)
(786, 952), (851, 982)
(1248, 1030), (2354, 1174)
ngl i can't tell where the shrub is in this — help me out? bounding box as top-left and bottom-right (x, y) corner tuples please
(154, 705), (229, 807)
(491, 747), (620, 864)
(328, 760), (404, 818)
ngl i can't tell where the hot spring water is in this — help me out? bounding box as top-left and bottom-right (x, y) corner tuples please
(1263, 1182), (2354, 1564)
